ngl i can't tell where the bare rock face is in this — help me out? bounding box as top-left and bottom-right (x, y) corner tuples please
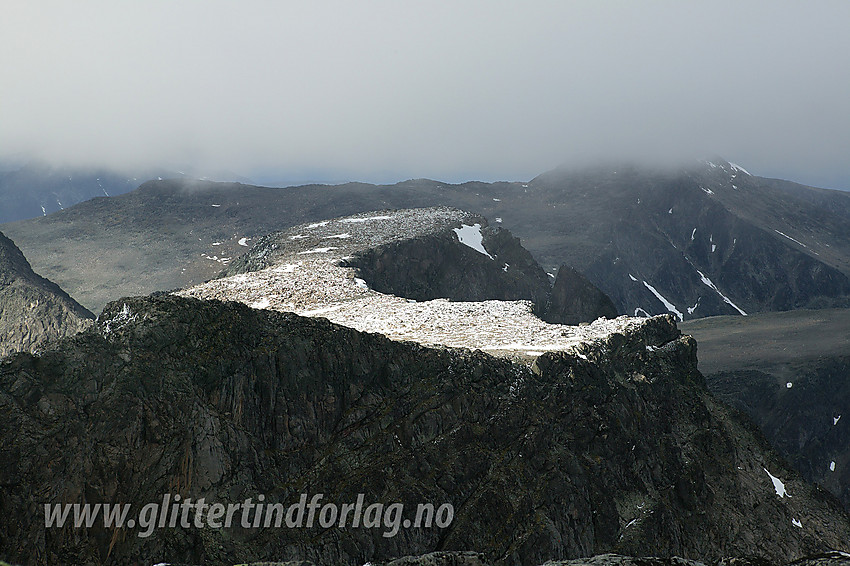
(345, 221), (552, 313)
(1, 296), (848, 565)
(0, 230), (93, 358)
(544, 264), (619, 325)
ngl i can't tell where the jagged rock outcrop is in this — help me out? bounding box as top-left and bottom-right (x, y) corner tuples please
(344, 221), (552, 312)
(1, 295), (848, 565)
(192, 208), (614, 336)
(224, 207), (552, 313)
(0, 230), (93, 358)
(544, 264), (619, 325)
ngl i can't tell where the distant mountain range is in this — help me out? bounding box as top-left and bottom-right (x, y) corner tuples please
(2, 159), (850, 319)
(0, 161), (253, 224)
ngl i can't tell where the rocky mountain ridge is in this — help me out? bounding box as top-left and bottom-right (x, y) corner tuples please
(177, 208), (622, 355)
(1, 295), (849, 565)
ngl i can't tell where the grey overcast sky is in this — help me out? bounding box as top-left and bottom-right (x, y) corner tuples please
(2, 1), (849, 188)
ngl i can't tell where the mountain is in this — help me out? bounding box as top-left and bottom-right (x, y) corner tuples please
(681, 309), (850, 512)
(3, 160), (850, 319)
(0, 162), (254, 224)
(525, 161), (850, 319)
(2, 295), (848, 565)
(0, 230), (93, 358)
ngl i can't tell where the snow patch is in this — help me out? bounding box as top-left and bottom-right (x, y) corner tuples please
(700, 186), (714, 195)
(634, 308), (650, 317)
(297, 247), (338, 255)
(835, 415), (841, 425)
(691, 228), (696, 241)
(786, 382), (793, 389)
(493, 198), (501, 202)
(695, 269), (748, 316)
(453, 224), (493, 259)
(326, 233), (351, 239)
(830, 461), (836, 472)
(642, 281), (683, 321)
(289, 235), (307, 240)
(687, 297), (701, 315)
(495, 217), (503, 223)
(668, 208), (673, 214)
(250, 297), (271, 309)
(354, 278), (369, 290)
(200, 253), (231, 264)
(792, 518), (802, 528)
(306, 221), (329, 229)
(629, 273), (638, 282)
(764, 468), (789, 498)
(730, 162), (751, 175)
(238, 237), (250, 246)
(211, 204), (221, 207)
(774, 229), (808, 248)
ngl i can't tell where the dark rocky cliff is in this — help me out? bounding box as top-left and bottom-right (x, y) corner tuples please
(709, 360), (850, 512)
(682, 309), (850, 514)
(543, 264), (619, 325)
(341, 222), (551, 313)
(0, 230), (93, 358)
(1, 296), (847, 565)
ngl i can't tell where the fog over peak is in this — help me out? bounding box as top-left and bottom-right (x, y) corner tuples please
(2, 1), (849, 189)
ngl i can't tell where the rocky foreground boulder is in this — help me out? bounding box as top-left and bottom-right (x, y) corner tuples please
(0, 230), (93, 359)
(1, 295), (848, 565)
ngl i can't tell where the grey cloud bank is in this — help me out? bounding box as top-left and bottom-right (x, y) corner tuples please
(2, 1), (849, 189)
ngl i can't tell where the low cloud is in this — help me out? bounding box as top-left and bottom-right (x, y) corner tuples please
(2, 1), (849, 188)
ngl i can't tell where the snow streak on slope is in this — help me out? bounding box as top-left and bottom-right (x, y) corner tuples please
(774, 229), (808, 249)
(642, 280), (683, 322)
(695, 269), (748, 316)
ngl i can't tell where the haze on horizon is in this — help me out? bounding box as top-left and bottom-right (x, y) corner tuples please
(2, 1), (850, 190)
